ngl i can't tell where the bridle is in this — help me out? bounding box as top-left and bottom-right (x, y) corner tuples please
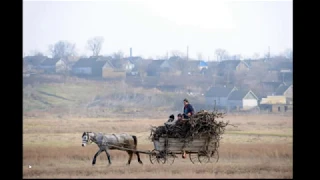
(83, 132), (94, 144)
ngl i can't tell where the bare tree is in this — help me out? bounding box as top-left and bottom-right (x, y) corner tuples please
(214, 49), (228, 61)
(29, 50), (45, 56)
(252, 53), (260, 59)
(171, 50), (185, 57)
(232, 54), (242, 60)
(49, 41), (76, 59)
(112, 50), (124, 59)
(87, 36), (104, 56)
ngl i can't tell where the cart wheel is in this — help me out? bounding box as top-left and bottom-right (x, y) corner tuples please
(189, 153), (199, 164)
(198, 151), (210, 164)
(157, 151), (166, 164)
(165, 153), (176, 165)
(210, 150), (219, 163)
(149, 149), (158, 164)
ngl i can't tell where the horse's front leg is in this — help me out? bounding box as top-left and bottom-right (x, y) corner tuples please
(92, 149), (102, 166)
(105, 150), (112, 165)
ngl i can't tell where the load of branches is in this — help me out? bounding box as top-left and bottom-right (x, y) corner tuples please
(149, 110), (230, 142)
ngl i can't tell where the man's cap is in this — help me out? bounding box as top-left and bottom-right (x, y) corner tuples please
(183, 98), (189, 102)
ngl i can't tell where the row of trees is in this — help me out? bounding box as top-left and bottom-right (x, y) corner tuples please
(29, 37), (293, 61)
(47, 36), (105, 59)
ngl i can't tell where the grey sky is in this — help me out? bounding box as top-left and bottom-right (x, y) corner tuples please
(23, 0), (292, 60)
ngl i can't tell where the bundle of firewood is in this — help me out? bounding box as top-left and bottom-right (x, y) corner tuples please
(149, 110), (229, 142)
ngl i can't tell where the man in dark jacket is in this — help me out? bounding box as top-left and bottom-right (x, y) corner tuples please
(183, 98), (194, 119)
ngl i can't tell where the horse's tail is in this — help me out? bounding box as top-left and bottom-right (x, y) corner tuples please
(132, 135), (138, 148)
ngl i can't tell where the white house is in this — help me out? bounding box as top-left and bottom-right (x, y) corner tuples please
(205, 86), (238, 107)
(124, 60), (135, 71)
(227, 90), (259, 110)
(39, 58), (67, 73)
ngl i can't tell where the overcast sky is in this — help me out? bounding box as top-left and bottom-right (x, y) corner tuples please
(23, 0), (292, 60)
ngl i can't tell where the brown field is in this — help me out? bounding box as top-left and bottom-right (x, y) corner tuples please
(23, 114), (292, 178)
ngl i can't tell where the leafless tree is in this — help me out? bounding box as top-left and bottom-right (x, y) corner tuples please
(49, 41), (76, 59)
(232, 54), (242, 60)
(214, 48), (228, 61)
(87, 36), (104, 56)
(171, 50), (185, 58)
(112, 50), (124, 59)
(30, 50), (44, 56)
(252, 53), (260, 59)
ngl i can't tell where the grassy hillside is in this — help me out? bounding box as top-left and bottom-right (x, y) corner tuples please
(23, 75), (204, 118)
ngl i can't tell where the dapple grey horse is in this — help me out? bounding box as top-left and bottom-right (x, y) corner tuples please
(82, 132), (143, 166)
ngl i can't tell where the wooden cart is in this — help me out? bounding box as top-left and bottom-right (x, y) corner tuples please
(149, 136), (220, 165)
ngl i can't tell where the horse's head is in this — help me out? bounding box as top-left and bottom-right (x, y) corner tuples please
(82, 132), (94, 147)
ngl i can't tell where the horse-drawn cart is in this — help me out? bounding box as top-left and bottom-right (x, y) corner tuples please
(81, 110), (228, 166)
(149, 136), (220, 165)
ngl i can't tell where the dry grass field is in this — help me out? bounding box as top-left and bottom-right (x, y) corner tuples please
(23, 114), (292, 178)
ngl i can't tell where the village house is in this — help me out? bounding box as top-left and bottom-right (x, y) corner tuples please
(39, 58), (67, 74)
(227, 90), (259, 110)
(158, 59), (182, 76)
(204, 86), (238, 107)
(102, 58), (126, 79)
(146, 60), (165, 76)
(23, 55), (48, 70)
(259, 82), (285, 97)
(182, 60), (209, 75)
(243, 59), (266, 69)
(275, 83), (293, 104)
(260, 84), (293, 112)
(72, 56), (107, 77)
(217, 60), (250, 76)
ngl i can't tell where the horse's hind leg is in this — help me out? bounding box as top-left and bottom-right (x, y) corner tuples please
(104, 150), (112, 165)
(136, 152), (143, 164)
(126, 151), (133, 165)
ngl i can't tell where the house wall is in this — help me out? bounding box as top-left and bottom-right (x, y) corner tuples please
(260, 96), (286, 104)
(72, 67), (92, 75)
(205, 97), (228, 107)
(198, 65), (208, 71)
(39, 65), (55, 73)
(236, 62), (249, 71)
(284, 86), (293, 98)
(228, 100), (242, 108)
(125, 63), (135, 71)
(56, 60), (67, 73)
(147, 71), (160, 76)
(270, 104), (293, 112)
(243, 99), (258, 109)
(160, 71), (181, 77)
(160, 61), (171, 69)
(102, 68), (126, 79)
(286, 97), (293, 105)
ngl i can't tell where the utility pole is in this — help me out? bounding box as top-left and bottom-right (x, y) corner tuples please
(227, 70), (230, 85)
(187, 46), (189, 61)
